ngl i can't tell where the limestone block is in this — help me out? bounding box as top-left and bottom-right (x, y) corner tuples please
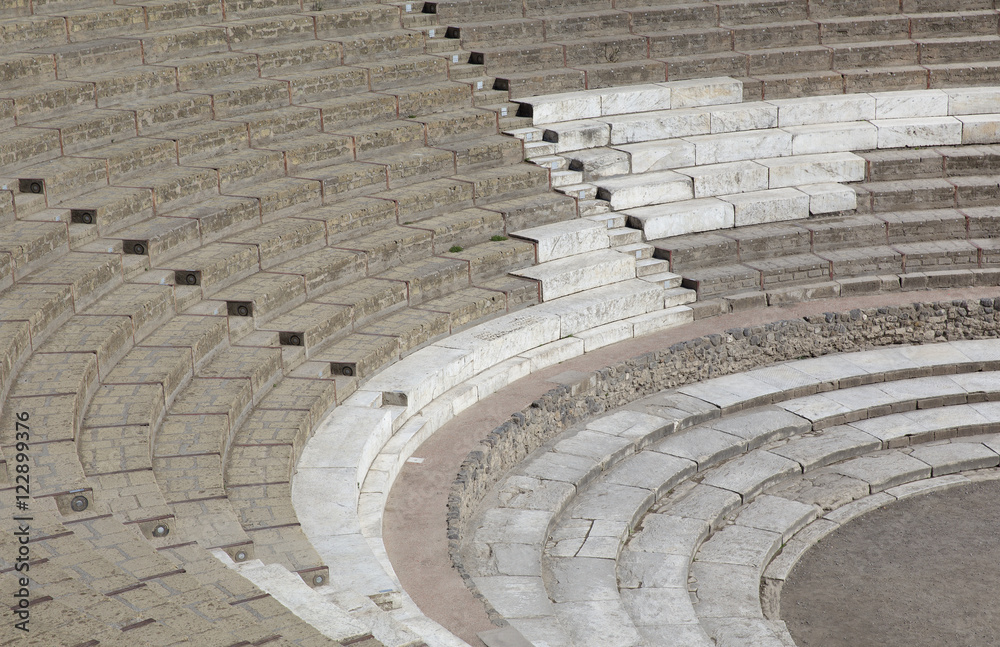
(604, 109), (711, 145)
(606, 451), (696, 496)
(574, 320), (634, 351)
(700, 450), (801, 500)
(945, 87), (1000, 115)
(519, 337), (585, 371)
(707, 103), (778, 133)
(618, 551), (689, 589)
(625, 198), (736, 239)
(554, 599), (645, 647)
(772, 93), (876, 126)
(565, 147), (631, 180)
(958, 114), (1000, 144)
(511, 219), (610, 263)
(686, 129), (793, 165)
(600, 84), (672, 116)
(524, 90), (602, 125)
(663, 76), (743, 109)
(786, 121), (878, 155)
(653, 428), (746, 470)
(543, 119), (611, 153)
(595, 170), (693, 210)
(362, 346), (474, 416)
(677, 161), (769, 198)
(770, 426), (881, 470)
(907, 441), (1000, 476)
(798, 182), (858, 214)
(434, 310), (562, 374)
(628, 514), (709, 556)
(696, 525), (782, 568)
(830, 451), (931, 492)
(547, 556), (620, 603)
(629, 305), (694, 336)
(872, 89), (949, 118)
(720, 188), (810, 227)
(734, 495), (819, 543)
(874, 116), (963, 148)
(615, 139), (696, 173)
(540, 279), (665, 336)
(759, 152), (866, 188)
(473, 576), (553, 619)
(621, 587), (699, 626)
(511, 249), (635, 300)
(688, 561), (764, 619)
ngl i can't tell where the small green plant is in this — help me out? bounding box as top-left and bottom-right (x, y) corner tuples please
(449, 245), (463, 253)
(490, 235), (508, 241)
(403, 220), (413, 225)
(407, 114), (417, 119)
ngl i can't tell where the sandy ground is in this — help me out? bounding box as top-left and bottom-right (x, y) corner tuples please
(381, 288), (999, 646)
(782, 478), (1000, 647)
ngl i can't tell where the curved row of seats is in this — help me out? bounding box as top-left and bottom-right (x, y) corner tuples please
(464, 339), (1000, 645)
(6, 0), (1000, 644)
(437, 0), (1000, 100)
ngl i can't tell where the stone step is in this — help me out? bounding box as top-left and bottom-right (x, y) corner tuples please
(542, 9), (630, 38)
(469, 43), (567, 74)
(382, 80), (473, 116)
(557, 182), (598, 200)
(0, 126), (63, 172)
(639, 269), (684, 289)
(457, 162), (551, 204)
(595, 170), (694, 210)
(436, 133), (523, 172)
(251, 40), (345, 74)
(379, 177), (475, 221)
(563, 147), (630, 180)
(423, 0), (525, 21)
(510, 218), (610, 262)
(0, 52), (56, 89)
(60, 185), (155, 235)
(282, 66), (371, 103)
(492, 190), (578, 231)
(446, 236), (536, 281)
(414, 107), (497, 145)
(511, 247), (636, 300)
(0, 16), (68, 55)
(404, 206), (505, 252)
(160, 242), (260, 294)
(332, 30), (425, 65)
(636, 256), (670, 276)
(608, 226), (641, 245)
(16, 156), (109, 205)
(493, 68), (588, 99)
(625, 3), (722, 32)
(445, 18), (546, 48)
(3, 80), (97, 125)
(202, 80), (293, 120)
(617, 241), (654, 260)
(551, 169), (583, 187)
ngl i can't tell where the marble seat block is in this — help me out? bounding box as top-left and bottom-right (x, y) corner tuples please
(721, 188), (810, 227)
(565, 148), (630, 179)
(600, 84), (672, 116)
(958, 114), (1000, 144)
(685, 129), (793, 166)
(615, 140), (696, 173)
(677, 161), (769, 198)
(772, 93), (876, 127)
(595, 170), (693, 210)
(873, 116), (963, 148)
(511, 248), (635, 300)
(872, 89), (949, 119)
(542, 119), (611, 153)
(945, 87), (1000, 115)
(661, 77), (743, 109)
(625, 198), (735, 239)
(798, 183), (857, 214)
(707, 103), (778, 134)
(604, 109), (712, 145)
(511, 219), (610, 263)
(759, 152), (866, 188)
(523, 90), (602, 125)
(786, 121), (878, 155)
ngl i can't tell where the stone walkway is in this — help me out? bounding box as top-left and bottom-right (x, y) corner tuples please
(382, 287), (1000, 646)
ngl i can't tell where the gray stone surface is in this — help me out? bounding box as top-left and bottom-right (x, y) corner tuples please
(734, 495), (820, 542)
(702, 451), (802, 501)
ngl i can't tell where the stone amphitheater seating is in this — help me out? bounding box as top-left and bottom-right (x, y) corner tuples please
(466, 340), (1000, 646)
(3, 0), (1000, 644)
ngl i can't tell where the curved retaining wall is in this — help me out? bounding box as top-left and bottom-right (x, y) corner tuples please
(448, 295), (1000, 621)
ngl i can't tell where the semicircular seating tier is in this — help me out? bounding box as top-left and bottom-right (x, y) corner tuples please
(464, 339), (1000, 646)
(5, 0), (1000, 644)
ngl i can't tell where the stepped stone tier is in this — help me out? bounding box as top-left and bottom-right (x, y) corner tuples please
(2, 0), (1000, 644)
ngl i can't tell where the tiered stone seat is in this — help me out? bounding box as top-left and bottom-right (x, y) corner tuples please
(6, 0), (1000, 642)
(464, 340), (1000, 645)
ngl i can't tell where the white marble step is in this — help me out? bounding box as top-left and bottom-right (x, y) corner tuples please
(557, 182), (597, 200)
(551, 169), (583, 187)
(511, 248), (636, 301)
(625, 197), (736, 240)
(636, 257), (670, 277)
(639, 270), (683, 289)
(518, 77), (742, 126)
(595, 170), (694, 210)
(511, 219), (610, 263)
(617, 242), (653, 260)
(608, 226), (642, 246)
